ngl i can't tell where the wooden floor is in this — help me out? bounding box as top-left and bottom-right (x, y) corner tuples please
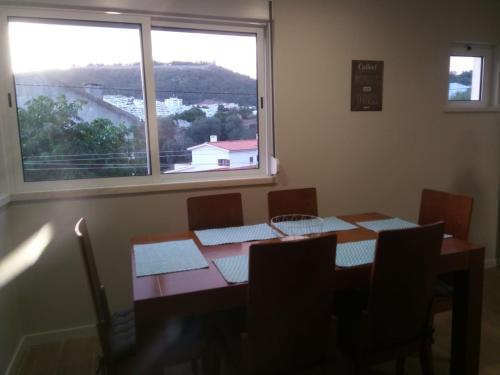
(13, 268), (500, 375)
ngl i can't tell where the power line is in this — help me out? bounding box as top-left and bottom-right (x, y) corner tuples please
(15, 83), (256, 97)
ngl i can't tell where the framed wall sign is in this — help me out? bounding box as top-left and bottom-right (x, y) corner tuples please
(351, 60), (384, 111)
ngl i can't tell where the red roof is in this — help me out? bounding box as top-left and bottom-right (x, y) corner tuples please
(208, 139), (257, 151)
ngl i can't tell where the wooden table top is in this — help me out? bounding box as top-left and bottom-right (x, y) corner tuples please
(131, 212), (483, 310)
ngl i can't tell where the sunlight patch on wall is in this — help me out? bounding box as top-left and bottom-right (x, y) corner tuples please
(0, 223), (54, 288)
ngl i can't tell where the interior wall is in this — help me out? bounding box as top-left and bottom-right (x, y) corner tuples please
(0, 206), (22, 374)
(0, 0), (499, 340)
(272, 0), (500, 257)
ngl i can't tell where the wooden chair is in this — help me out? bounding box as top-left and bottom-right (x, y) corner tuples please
(418, 189), (473, 241)
(267, 187), (318, 220)
(419, 188), (474, 313)
(220, 234), (337, 374)
(75, 218), (209, 375)
(337, 222), (444, 375)
(187, 193), (243, 231)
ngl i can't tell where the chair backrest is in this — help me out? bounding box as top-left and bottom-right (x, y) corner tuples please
(267, 187), (318, 220)
(366, 222), (444, 350)
(418, 188), (473, 241)
(75, 218), (112, 360)
(245, 234), (336, 374)
(187, 193), (243, 231)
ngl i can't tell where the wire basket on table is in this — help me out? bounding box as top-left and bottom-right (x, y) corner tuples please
(270, 214), (324, 238)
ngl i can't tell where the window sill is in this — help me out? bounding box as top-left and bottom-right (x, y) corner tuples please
(9, 175), (276, 202)
(443, 106), (500, 113)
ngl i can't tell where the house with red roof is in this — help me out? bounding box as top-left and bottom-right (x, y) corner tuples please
(169, 135), (258, 172)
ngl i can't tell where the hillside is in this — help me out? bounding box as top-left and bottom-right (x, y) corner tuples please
(16, 62), (257, 107)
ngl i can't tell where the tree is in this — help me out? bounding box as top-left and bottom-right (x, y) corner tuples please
(18, 95), (84, 156)
(18, 95), (145, 181)
(185, 116), (224, 145)
(449, 70), (472, 86)
(238, 106), (254, 119)
(174, 106), (206, 122)
(157, 117), (191, 169)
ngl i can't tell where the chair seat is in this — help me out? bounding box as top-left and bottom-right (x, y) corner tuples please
(109, 308), (136, 360)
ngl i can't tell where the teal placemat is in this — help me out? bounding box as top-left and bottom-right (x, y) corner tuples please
(195, 223), (281, 246)
(213, 255), (249, 284)
(356, 218), (418, 232)
(272, 217), (324, 236)
(273, 216), (357, 236)
(336, 240), (377, 267)
(134, 239), (208, 277)
(322, 216), (358, 232)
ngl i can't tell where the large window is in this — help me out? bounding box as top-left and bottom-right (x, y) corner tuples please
(150, 28), (259, 174)
(1, 10), (271, 193)
(9, 19), (149, 182)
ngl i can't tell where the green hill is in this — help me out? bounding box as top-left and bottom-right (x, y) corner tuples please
(17, 62), (257, 107)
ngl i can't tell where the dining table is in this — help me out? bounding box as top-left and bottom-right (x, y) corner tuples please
(131, 212), (484, 375)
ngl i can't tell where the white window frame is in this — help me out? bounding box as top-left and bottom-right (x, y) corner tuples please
(0, 7), (274, 197)
(445, 43), (494, 110)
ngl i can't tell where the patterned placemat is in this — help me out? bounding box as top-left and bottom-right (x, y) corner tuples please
(272, 217), (324, 236)
(335, 240), (377, 267)
(195, 223), (281, 246)
(213, 255), (249, 284)
(273, 216), (357, 236)
(322, 216), (358, 232)
(356, 217), (419, 232)
(134, 239), (208, 277)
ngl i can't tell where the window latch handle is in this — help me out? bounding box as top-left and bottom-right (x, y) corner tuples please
(7, 93), (12, 108)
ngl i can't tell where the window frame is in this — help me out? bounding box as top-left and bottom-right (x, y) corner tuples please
(446, 43), (493, 110)
(0, 7), (274, 196)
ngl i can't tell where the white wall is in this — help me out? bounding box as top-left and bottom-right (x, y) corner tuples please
(229, 149), (258, 168)
(272, 0), (500, 266)
(0, 207), (22, 374)
(191, 146), (230, 169)
(0, 0), (499, 360)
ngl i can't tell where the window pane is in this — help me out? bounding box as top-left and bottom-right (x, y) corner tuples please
(448, 56), (483, 101)
(151, 29), (258, 174)
(9, 19), (149, 182)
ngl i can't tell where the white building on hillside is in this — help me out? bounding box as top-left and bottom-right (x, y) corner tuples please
(103, 95), (192, 120)
(164, 97), (185, 113)
(168, 135), (258, 173)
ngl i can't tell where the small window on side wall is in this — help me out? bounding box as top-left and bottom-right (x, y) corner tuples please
(447, 43), (494, 109)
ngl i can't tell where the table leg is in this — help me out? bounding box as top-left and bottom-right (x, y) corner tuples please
(450, 248), (484, 375)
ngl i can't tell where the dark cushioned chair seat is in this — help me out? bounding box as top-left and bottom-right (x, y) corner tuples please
(109, 308), (136, 360)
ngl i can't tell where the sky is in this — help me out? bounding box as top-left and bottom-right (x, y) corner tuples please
(449, 56), (481, 74)
(8, 21), (257, 79)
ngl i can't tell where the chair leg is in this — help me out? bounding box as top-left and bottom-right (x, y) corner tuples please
(396, 357), (405, 375)
(419, 342), (434, 375)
